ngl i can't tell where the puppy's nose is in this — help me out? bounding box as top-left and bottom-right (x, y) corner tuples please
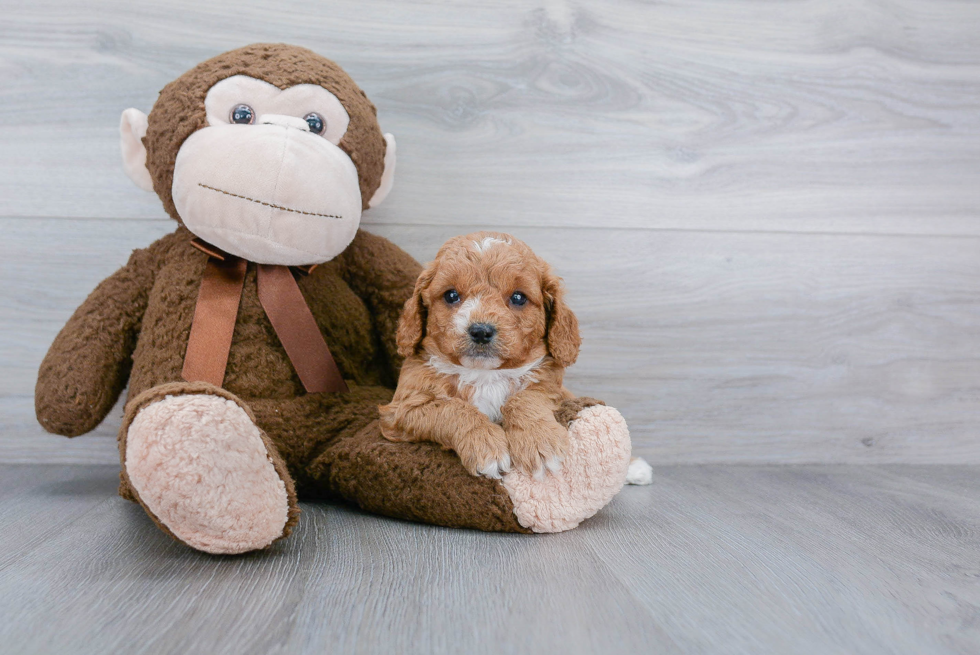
(468, 323), (496, 345)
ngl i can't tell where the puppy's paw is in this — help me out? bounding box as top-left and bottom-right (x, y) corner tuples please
(456, 423), (511, 479)
(506, 418), (569, 477)
(377, 404), (403, 441)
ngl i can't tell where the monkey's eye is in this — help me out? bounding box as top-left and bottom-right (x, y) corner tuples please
(509, 291), (528, 307)
(230, 104), (254, 125)
(304, 112), (325, 135)
(444, 289), (461, 305)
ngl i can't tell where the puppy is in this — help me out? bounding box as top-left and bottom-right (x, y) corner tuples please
(379, 232), (581, 478)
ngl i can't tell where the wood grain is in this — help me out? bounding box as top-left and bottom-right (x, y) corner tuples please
(2, 0), (979, 464)
(588, 465), (980, 654)
(2, 464), (980, 653)
(0, 0), (979, 235)
(5, 218), (979, 464)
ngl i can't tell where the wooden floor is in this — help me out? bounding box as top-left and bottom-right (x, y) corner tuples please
(1, 464), (978, 655)
(4, 0), (980, 465)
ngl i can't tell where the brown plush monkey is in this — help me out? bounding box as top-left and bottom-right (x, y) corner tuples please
(35, 44), (632, 554)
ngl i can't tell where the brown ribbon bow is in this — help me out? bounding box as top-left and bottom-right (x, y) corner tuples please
(181, 238), (348, 394)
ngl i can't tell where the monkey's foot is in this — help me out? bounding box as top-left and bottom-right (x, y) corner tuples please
(123, 391), (297, 554)
(502, 403), (631, 533)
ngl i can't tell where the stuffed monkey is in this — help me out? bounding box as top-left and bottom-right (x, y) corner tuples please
(35, 44), (632, 554)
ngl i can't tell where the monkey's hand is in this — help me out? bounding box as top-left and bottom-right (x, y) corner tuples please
(36, 247), (156, 437)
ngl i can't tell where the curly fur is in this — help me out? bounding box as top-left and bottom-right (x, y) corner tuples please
(380, 232), (582, 477)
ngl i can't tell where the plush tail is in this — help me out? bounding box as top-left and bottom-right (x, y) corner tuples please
(625, 456), (653, 485)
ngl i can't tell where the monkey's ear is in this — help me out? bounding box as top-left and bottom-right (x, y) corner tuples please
(367, 133), (396, 208)
(119, 108), (155, 192)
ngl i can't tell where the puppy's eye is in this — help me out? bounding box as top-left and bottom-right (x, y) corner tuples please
(230, 104), (254, 124)
(444, 289), (461, 305)
(510, 291), (528, 307)
(304, 112), (325, 134)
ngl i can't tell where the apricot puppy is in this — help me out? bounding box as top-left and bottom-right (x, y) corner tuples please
(379, 232), (581, 477)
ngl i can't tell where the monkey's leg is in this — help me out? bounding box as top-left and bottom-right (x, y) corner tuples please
(308, 417), (533, 532)
(244, 387), (530, 531)
(300, 397), (631, 533)
(118, 382), (299, 555)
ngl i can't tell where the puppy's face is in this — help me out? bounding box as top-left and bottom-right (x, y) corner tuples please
(397, 232), (581, 370)
(425, 235), (547, 369)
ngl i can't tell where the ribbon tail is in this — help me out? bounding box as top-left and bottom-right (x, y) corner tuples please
(256, 264), (349, 394)
(182, 256), (247, 387)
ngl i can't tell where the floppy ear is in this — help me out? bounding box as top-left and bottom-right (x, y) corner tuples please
(543, 272), (581, 368)
(396, 264), (435, 358)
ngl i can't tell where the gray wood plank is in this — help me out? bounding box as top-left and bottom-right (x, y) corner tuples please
(5, 218), (979, 464)
(0, 465), (670, 655)
(274, 506), (671, 655)
(583, 465), (980, 654)
(0, 464), (120, 571)
(0, 0), (978, 235)
(3, 464), (980, 654)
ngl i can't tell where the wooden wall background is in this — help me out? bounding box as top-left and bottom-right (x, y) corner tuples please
(2, 0), (978, 464)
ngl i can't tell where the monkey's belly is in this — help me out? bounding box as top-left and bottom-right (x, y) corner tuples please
(127, 255), (382, 401)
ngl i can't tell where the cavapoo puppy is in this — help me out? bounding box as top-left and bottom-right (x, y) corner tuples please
(379, 232), (581, 478)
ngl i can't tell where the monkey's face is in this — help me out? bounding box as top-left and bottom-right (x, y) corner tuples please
(171, 75), (366, 265)
(119, 45), (395, 266)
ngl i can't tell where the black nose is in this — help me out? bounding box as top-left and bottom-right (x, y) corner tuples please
(468, 323), (496, 345)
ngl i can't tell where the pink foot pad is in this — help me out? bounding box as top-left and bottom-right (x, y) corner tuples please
(503, 405), (632, 532)
(125, 393), (291, 554)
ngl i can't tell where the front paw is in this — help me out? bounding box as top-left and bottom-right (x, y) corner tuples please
(378, 403), (405, 441)
(456, 423), (511, 479)
(506, 418), (569, 477)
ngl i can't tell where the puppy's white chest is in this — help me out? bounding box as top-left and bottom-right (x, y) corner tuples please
(427, 356), (543, 423)
(466, 375), (523, 423)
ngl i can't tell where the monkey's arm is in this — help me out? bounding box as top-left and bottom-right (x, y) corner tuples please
(36, 246), (158, 436)
(339, 229), (422, 383)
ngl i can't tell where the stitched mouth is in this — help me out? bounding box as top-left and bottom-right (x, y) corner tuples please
(198, 183), (343, 219)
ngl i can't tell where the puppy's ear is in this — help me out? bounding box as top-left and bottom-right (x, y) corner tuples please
(543, 271), (581, 368)
(396, 264), (436, 358)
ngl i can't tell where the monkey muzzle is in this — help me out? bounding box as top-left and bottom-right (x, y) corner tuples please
(171, 122), (362, 266)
